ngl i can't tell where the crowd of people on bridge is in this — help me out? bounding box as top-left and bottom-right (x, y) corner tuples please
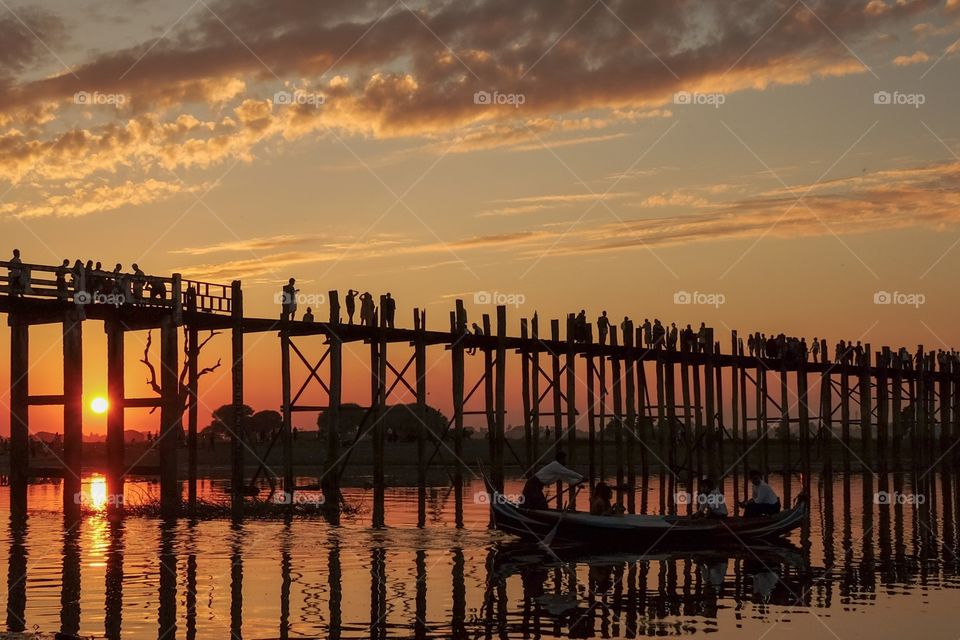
(280, 280), (397, 329)
(578, 311), (715, 353)
(5, 249), (167, 306)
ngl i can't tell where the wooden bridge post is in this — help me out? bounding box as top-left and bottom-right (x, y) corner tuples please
(63, 309), (83, 519)
(550, 319), (563, 508)
(655, 356), (666, 513)
(482, 314), (496, 490)
(610, 328), (624, 509)
(703, 328), (716, 479)
(520, 319), (533, 470)
(585, 332), (597, 489)
(739, 347), (749, 504)
(939, 357), (950, 464)
(860, 346), (873, 468)
(230, 281), (245, 516)
(757, 363), (769, 476)
(663, 349), (678, 514)
(840, 359), (851, 472)
(797, 360), (811, 497)
(623, 321), (636, 514)
(779, 362), (791, 507)
(452, 300), (467, 525)
(636, 328), (650, 483)
(679, 341), (693, 494)
(820, 363), (833, 478)
(323, 319), (342, 512)
(373, 323), (387, 527)
(159, 314), (180, 516)
(877, 349), (890, 469)
(280, 324), (293, 504)
(495, 306), (507, 493)
(891, 359), (903, 472)
(564, 313), (577, 507)
(714, 345), (725, 475)
(692, 353), (703, 481)
(9, 318), (29, 517)
(730, 332), (740, 508)
(106, 320), (125, 512)
(530, 314), (541, 465)
(186, 289), (199, 512)
(415, 308), (428, 526)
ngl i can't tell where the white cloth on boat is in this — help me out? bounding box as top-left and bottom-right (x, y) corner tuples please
(752, 480), (779, 505)
(534, 461), (583, 485)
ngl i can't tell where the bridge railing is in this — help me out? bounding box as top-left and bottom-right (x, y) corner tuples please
(0, 261), (232, 316)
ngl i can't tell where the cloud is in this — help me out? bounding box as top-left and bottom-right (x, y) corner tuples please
(892, 50), (930, 65)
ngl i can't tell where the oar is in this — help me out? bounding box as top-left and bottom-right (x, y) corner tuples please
(540, 483), (583, 549)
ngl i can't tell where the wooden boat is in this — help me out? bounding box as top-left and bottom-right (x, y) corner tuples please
(488, 487), (807, 547)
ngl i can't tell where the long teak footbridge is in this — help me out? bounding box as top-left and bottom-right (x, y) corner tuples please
(2, 259), (958, 521)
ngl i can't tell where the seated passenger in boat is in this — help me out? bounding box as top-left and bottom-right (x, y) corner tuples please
(590, 482), (614, 515)
(740, 470), (780, 517)
(520, 452), (583, 511)
(693, 477), (728, 519)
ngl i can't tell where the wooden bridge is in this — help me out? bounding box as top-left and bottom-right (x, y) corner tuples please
(3, 258), (959, 521)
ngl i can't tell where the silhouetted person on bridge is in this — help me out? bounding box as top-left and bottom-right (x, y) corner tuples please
(345, 289), (359, 324)
(597, 311), (610, 345)
(7, 249), (23, 297)
(642, 318), (652, 347)
(282, 278), (298, 320)
(303, 307), (315, 323)
(360, 292), (375, 326)
(131, 264), (145, 302)
(652, 319), (665, 349)
(811, 337), (820, 363)
(468, 322), (483, 355)
(56, 259), (70, 298)
(383, 292), (396, 329)
(148, 277), (167, 306)
(667, 323), (678, 351)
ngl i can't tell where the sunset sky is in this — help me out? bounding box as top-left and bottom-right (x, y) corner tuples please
(2, 0), (959, 435)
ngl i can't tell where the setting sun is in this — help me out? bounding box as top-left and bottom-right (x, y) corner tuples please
(90, 397), (108, 414)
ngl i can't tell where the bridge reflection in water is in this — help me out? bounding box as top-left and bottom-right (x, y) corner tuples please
(3, 471), (960, 639)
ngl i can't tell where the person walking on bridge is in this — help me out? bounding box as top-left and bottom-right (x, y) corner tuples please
(345, 289), (359, 324)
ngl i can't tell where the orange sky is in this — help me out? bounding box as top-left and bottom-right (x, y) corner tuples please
(1, 0), (960, 435)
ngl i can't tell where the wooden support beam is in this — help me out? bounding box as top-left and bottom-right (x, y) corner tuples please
(550, 319), (563, 509)
(730, 332), (740, 513)
(9, 319), (28, 516)
(372, 328), (387, 527)
(585, 338), (597, 489)
(679, 347), (693, 498)
(663, 352), (678, 514)
(323, 326), (342, 512)
(703, 328), (716, 478)
(530, 314), (541, 466)
(106, 320), (125, 512)
(280, 329), (294, 503)
(860, 346), (872, 468)
(610, 328), (624, 510)
(797, 361), (811, 497)
(186, 289), (199, 512)
(877, 349), (889, 469)
(63, 310), (83, 519)
(415, 309), (428, 527)
(623, 320), (636, 514)
(840, 361), (851, 472)
(655, 357), (666, 513)
(636, 327), (650, 485)
(564, 313), (577, 508)
(230, 281), (245, 516)
(780, 363), (791, 507)
(496, 306), (507, 494)
(452, 300), (466, 526)
(159, 314), (180, 516)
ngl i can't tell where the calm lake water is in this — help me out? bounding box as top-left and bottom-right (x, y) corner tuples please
(1, 472), (959, 639)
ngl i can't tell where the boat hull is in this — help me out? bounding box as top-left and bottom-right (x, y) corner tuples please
(489, 492), (807, 548)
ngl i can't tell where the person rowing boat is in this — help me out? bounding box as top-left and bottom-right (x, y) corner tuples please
(520, 452), (583, 511)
